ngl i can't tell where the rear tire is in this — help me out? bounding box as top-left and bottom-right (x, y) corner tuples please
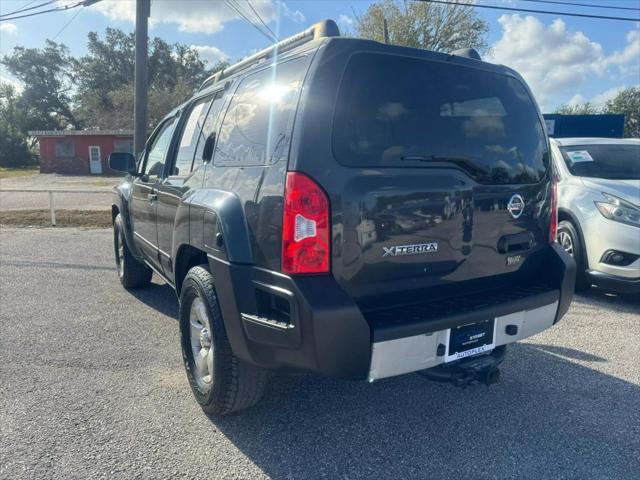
(179, 265), (269, 416)
(557, 220), (590, 292)
(113, 213), (152, 289)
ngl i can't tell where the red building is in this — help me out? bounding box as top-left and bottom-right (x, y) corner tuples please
(30, 130), (134, 175)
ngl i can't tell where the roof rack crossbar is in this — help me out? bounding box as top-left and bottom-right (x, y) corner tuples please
(198, 19), (339, 92)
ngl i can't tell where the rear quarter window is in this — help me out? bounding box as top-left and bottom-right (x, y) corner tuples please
(214, 57), (307, 167)
(332, 53), (549, 184)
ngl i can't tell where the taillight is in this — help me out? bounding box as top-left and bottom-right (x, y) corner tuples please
(549, 175), (558, 243)
(281, 172), (330, 274)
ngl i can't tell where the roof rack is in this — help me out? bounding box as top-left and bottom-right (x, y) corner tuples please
(198, 19), (340, 92)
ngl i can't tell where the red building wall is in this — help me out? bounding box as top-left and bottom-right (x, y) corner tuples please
(38, 134), (132, 175)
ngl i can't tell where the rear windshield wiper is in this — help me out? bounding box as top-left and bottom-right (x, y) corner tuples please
(400, 154), (488, 175)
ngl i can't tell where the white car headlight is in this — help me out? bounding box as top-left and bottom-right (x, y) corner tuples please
(595, 193), (640, 227)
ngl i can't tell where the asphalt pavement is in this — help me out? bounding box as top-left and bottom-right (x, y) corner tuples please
(1, 228), (639, 479)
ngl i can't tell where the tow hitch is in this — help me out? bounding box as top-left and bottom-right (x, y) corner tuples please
(419, 346), (506, 387)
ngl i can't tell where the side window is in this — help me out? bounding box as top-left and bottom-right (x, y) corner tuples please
(143, 118), (176, 178)
(193, 92), (226, 166)
(171, 95), (213, 176)
(215, 57), (306, 167)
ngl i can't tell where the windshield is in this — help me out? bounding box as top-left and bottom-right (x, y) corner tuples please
(332, 53), (549, 184)
(560, 144), (640, 180)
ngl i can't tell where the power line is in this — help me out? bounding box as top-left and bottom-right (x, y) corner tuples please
(52, 7), (83, 41)
(245, 0), (278, 41)
(227, 0), (277, 42)
(224, 0), (277, 42)
(419, 0), (640, 22)
(519, 0), (640, 12)
(0, 0), (55, 19)
(0, 0), (99, 22)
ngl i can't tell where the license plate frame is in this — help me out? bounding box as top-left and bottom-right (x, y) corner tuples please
(445, 319), (496, 363)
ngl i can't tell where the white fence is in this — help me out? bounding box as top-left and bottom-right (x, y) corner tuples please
(0, 188), (110, 226)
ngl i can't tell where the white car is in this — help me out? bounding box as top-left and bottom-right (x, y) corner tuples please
(550, 137), (640, 294)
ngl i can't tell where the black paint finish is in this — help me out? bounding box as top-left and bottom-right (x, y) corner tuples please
(111, 35), (574, 379)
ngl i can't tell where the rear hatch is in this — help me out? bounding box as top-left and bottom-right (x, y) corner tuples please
(327, 52), (552, 310)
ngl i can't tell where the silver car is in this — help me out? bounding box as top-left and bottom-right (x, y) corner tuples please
(550, 137), (640, 294)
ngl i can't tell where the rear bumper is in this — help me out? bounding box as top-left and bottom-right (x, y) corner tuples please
(209, 243), (575, 381)
(587, 270), (640, 295)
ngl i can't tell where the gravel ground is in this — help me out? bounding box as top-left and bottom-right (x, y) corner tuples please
(1, 228), (639, 479)
(0, 174), (121, 211)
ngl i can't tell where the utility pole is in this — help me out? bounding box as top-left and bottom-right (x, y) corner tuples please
(383, 18), (389, 44)
(134, 0), (150, 157)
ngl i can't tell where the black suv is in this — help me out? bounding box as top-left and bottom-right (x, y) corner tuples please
(110, 20), (575, 415)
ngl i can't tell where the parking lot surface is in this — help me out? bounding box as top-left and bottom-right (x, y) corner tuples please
(1, 228), (639, 479)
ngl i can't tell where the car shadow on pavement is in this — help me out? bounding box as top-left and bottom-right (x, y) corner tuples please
(576, 288), (640, 314)
(126, 279), (178, 319)
(209, 343), (640, 479)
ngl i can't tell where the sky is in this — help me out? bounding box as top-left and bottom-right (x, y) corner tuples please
(0, 0), (639, 112)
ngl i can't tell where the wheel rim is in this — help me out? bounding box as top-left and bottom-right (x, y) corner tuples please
(115, 230), (125, 278)
(558, 230), (574, 256)
(189, 296), (214, 392)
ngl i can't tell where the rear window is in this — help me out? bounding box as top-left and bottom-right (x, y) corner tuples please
(332, 53), (549, 184)
(560, 144), (640, 180)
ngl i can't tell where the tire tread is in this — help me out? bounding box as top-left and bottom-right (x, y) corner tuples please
(181, 265), (269, 415)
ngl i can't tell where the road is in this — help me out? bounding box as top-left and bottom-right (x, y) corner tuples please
(1, 228), (639, 479)
(0, 174), (121, 211)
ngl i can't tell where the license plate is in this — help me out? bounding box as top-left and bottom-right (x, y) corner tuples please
(445, 319), (496, 363)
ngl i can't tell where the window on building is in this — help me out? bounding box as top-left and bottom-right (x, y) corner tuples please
(215, 57), (306, 167)
(55, 139), (75, 158)
(113, 139), (134, 155)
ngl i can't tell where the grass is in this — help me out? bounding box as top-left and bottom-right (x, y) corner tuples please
(0, 209), (111, 228)
(0, 166), (39, 179)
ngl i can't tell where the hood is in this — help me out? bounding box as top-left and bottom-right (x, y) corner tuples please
(580, 178), (640, 206)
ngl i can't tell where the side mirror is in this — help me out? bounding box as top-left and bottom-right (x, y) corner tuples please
(202, 133), (216, 163)
(109, 152), (137, 174)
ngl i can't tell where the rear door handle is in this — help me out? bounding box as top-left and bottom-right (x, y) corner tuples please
(497, 232), (535, 253)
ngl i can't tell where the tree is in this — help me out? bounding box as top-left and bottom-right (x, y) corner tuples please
(554, 102), (600, 115)
(354, 0), (489, 54)
(74, 28), (214, 130)
(0, 83), (34, 167)
(2, 40), (80, 129)
(603, 87), (640, 138)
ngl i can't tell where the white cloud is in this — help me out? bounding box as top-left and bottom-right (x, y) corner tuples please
(0, 23), (18, 34)
(337, 14), (355, 34)
(489, 15), (640, 109)
(82, 0), (286, 35)
(282, 2), (305, 23)
(191, 45), (229, 65)
(605, 30), (640, 68)
(567, 93), (586, 106)
(568, 85), (625, 108)
(591, 85), (625, 107)
(0, 73), (23, 92)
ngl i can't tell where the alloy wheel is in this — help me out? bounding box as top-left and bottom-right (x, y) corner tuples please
(558, 230), (574, 257)
(116, 230), (125, 278)
(189, 296), (214, 392)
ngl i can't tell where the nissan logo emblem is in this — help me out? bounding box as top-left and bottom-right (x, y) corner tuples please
(507, 194), (525, 219)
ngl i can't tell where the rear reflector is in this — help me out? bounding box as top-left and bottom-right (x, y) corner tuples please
(549, 175), (558, 243)
(282, 172), (330, 274)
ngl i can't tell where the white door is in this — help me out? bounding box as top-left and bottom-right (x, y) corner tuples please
(89, 146), (102, 174)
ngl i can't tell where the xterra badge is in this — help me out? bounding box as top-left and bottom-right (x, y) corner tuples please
(382, 243), (438, 257)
